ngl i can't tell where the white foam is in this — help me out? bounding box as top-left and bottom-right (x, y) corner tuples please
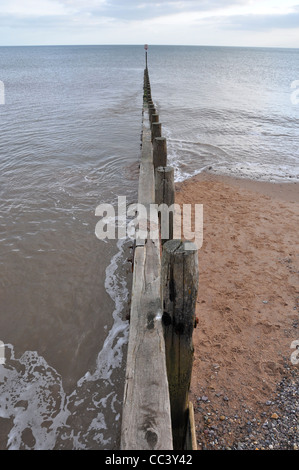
(0, 345), (69, 450)
(163, 127), (299, 184)
(0, 237), (131, 449)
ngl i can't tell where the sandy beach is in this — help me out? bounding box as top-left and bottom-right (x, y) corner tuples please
(175, 172), (299, 450)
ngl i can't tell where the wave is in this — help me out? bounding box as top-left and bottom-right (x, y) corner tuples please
(163, 128), (299, 184)
(0, 238), (130, 450)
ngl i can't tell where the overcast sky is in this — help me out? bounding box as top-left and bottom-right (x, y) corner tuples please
(0, 0), (299, 47)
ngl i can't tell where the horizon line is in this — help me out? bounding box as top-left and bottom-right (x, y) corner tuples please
(0, 43), (298, 50)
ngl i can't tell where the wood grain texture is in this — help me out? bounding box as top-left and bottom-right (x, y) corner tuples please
(153, 137), (167, 169)
(121, 241), (173, 450)
(120, 99), (173, 450)
(155, 166), (175, 243)
(162, 240), (199, 450)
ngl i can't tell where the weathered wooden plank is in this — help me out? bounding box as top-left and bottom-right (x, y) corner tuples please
(189, 401), (197, 451)
(138, 109), (155, 206)
(184, 402), (197, 450)
(120, 86), (173, 450)
(121, 240), (173, 450)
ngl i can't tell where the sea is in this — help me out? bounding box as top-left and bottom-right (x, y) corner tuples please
(0, 45), (298, 450)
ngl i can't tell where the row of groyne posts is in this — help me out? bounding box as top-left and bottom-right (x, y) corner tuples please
(120, 63), (199, 451)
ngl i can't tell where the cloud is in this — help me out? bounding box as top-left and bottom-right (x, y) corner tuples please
(219, 10), (299, 31)
(94, 0), (254, 21)
(0, 0), (251, 21)
(94, 0), (250, 20)
(0, 0), (298, 46)
(0, 0), (67, 17)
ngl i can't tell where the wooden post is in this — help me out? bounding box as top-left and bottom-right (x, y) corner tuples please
(144, 44), (148, 69)
(151, 113), (159, 125)
(162, 240), (199, 450)
(155, 166), (174, 205)
(155, 166), (175, 243)
(153, 137), (167, 169)
(144, 75), (149, 102)
(151, 114), (159, 141)
(151, 122), (161, 143)
(148, 105), (156, 121)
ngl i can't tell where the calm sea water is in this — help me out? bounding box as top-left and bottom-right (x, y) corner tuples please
(148, 46), (299, 182)
(0, 45), (298, 450)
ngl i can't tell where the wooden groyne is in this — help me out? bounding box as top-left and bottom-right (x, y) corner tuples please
(120, 54), (199, 451)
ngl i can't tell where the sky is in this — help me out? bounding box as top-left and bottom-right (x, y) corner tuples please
(0, 0), (299, 47)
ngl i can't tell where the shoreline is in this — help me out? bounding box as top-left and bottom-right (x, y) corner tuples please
(175, 171), (299, 450)
(177, 170), (299, 202)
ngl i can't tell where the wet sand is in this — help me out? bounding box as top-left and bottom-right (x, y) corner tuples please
(175, 172), (299, 450)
